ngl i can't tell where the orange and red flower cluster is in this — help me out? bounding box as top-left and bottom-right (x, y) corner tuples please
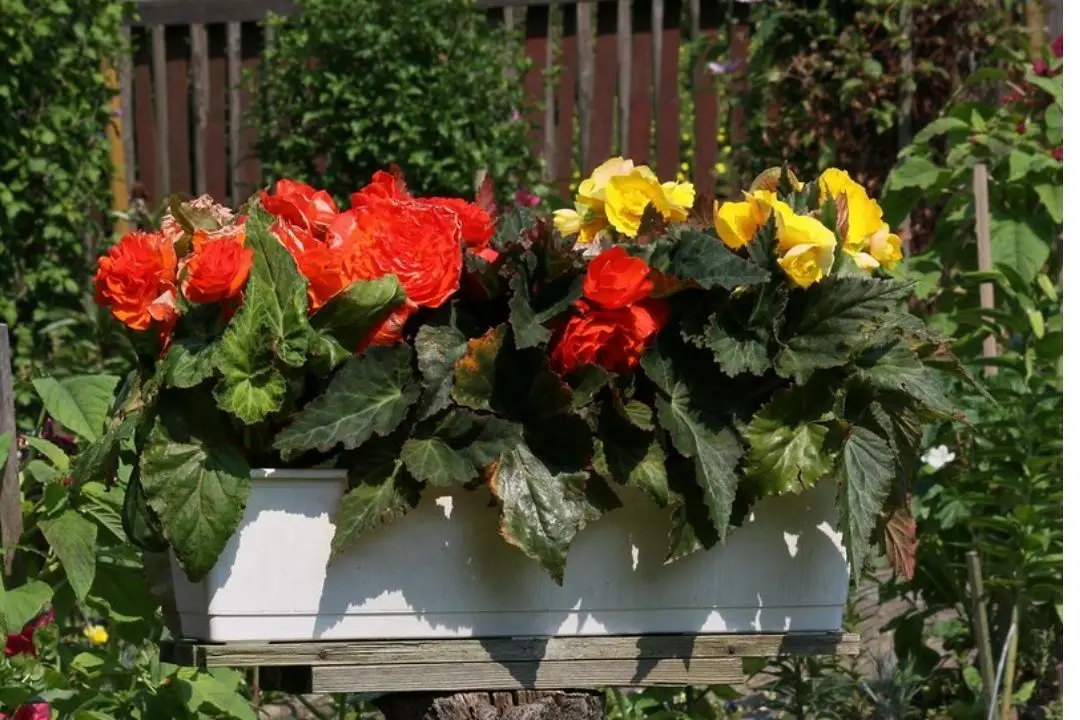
(93, 173), (497, 354)
(551, 247), (668, 376)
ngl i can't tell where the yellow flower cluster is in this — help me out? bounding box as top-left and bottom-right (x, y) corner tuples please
(554, 157), (696, 244)
(83, 624), (109, 646)
(713, 167), (903, 289)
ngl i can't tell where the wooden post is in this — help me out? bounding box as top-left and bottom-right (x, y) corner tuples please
(973, 164), (997, 375)
(966, 551), (995, 712)
(0, 325), (21, 578)
(103, 57), (130, 238)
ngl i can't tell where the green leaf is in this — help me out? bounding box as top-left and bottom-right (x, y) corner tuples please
(70, 412), (141, 490)
(213, 295), (286, 425)
(641, 344), (743, 543)
(25, 437), (69, 474)
(181, 671), (257, 720)
(702, 323), (770, 377)
(274, 344), (419, 458)
(741, 385), (834, 495)
(490, 205), (536, 252)
(837, 425), (894, 576)
(2, 581), (52, 635)
(401, 410), (523, 486)
(39, 510), (97, 602)
(332, 437), (421, 561)
(911, 117), (969, 145)
(140, 402), (252, 581)
(868, 395), (923, 490)
(594, 405), (670, 507)
(508, 271), (582, 349)
(32, 375), (120, 442)
(490, 443), (611, 584)
(0, 431), (10, 472)
(854, 342), (953, 415)
(122, 470), (169, 552)
(614, 396), (654, 431)
(415, 323), (469, 420)
(310, 276), (406, 351)
(660, 230), (770, 289)
(775, 278), (910, 383)
(568, 365), (613, 408)
(1034, 183), (1063, 224)
(246, 202), (311, 367)
(989, 215), (1052, 283)
(161, 305), (222, 389)
(886, 156), (942, 191)
(665, 454), (720, 563)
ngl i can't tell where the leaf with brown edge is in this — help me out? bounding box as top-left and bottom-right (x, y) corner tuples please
(475, 173), (497, 217)
(686, 190), (714, 231)
(637, 203), (667, 242)
(387, 163), (409, 195)
(882, 505), (917, 581)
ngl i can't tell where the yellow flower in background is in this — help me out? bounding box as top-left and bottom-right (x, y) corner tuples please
(556, 157), (636, 243)
(84, 625), (108, 646)
(776, 211), (836, 289)
(553, 208), (582, 236)
(660, 179), (696, 222)
(714, 200), (760, 249)
(604, 169), (669, 236)
(818, 167), (904, 271)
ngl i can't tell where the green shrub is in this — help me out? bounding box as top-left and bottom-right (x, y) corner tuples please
(0, 0), (131, 413)
(251, 0), (540, 205)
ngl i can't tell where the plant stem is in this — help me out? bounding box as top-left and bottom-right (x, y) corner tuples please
(999, 605), (1020, 720)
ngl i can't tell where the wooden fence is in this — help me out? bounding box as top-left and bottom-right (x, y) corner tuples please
(115, 0), (749, 212)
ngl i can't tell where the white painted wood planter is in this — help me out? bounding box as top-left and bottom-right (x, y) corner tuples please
(170, 469), (850, 643)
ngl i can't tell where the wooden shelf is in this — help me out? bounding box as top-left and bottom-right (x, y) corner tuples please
(162, 632), (859, 692)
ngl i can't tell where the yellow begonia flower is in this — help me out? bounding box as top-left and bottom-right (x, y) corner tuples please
(714, 200), (760, 250)
(553, 208), (582, 236)
(776, 211), (836, 289)
(604, 169), (670, 236)
(84, 625), (109, 646)
(818, 167), (903, 270)
(660, 180), (696, 222)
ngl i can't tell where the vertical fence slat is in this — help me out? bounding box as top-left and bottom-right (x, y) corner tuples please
(728, 15), (751, 197)
(692, 1), (720, 207)
(626, 0), (652, 164)
(227, 21), (242, 206)
(503, 5), (514, 31)
(191, 23), (209, 197)
(689, 0), (700, 40)
(167, 26), (192, 197)
(655, 0), (680, 180)
(133, 28), (157, 201)
(104, 55), (129, 237)
(120, 25), (136, 197)
(152, 25), (170, 198)
(237, 24), (263, 199)
(616, 0), (631, 158)
(556, 6), (579, 196)
(543, 11), (556, 182)
(523, 6), (551, 171)
(973, 164), (998, 375)
(588, 1), (618, 171)
(206, 25), (229, 202)
(0, 325), (20, 578)
(575, 2), (594, 176)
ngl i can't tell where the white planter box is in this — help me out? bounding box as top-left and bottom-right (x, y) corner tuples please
(170, 469), (849, 643)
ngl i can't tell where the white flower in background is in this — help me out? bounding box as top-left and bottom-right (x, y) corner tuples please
(921, 445), (956, 470)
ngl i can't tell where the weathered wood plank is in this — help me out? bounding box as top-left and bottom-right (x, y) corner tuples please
(167, 25), (192, 196)
(575, 1), (594, 174)
(120, 25), (137, 196)
(626, 0), (652, 164)
(587, 1), (617, 171)
(727, 17), (751, 197)
(151, 25), (171, 196)
(177, 633), (860, 668)
(523, 5), (551, 167)
(190, 23), (209, 196)
(973, 163), (997, 372)
(235, 24), (263, 201)
(132, 0), (297, 27)
(132, 27), (158, 200)
(205, 24), (229, 202)
(654, 0), (680, 180)
(227, 21), (242, 205)
(311, 658), (745, 693)
(0, 325), (20, 577)
(691, 0), (719, 206)
(555, 5), (578, 195)
(543, 8), (556, 182)
(615, 0), (631, 157)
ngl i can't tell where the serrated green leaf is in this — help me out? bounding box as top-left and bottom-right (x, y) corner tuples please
(854, 341), (953, 415)
(401, 410), (522, 486)
(594, 405), (670, 507)
(490, 205), (536, 252)
(837, 425), (894, 577)
(32, 375), (120, 442)
(415, 323), (469, 420)
(161, 304), (222, 389)
(213, 298), (286, 425)
(332, 436), (420, 561)
(39, 510), (97, 602)
(741, 386), (834, 495)
(868, 395), (923, 490)
(665, 454), (720, 563)
(568, 364), (613, 407)
(662, 229), (770, 289)
(641, 344), (743, 543)
(274, 344), (419, 458)
(70, 412), (141, 490)
(508, 271), (582, 349)
(140, 400), (251, 581)
(246, 202), (311, 367)
(703, 324), (770, 377)
(776, 278), (910, 383)
(614, 396), (654, 431)
(491, 443), (612, 584)
(121, 469), (169, 552)
(310, 276), (406, 351)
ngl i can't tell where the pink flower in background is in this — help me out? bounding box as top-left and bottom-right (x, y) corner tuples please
(1052, 34), (1062, 59)
(4, 608), (55, 658)
(1052, 146), (1063, 162)
(0, 703), (52, 720)
(515, 188), (541, 207)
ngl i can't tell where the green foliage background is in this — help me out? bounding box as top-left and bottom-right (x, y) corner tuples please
(250, 0), (541, 206)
